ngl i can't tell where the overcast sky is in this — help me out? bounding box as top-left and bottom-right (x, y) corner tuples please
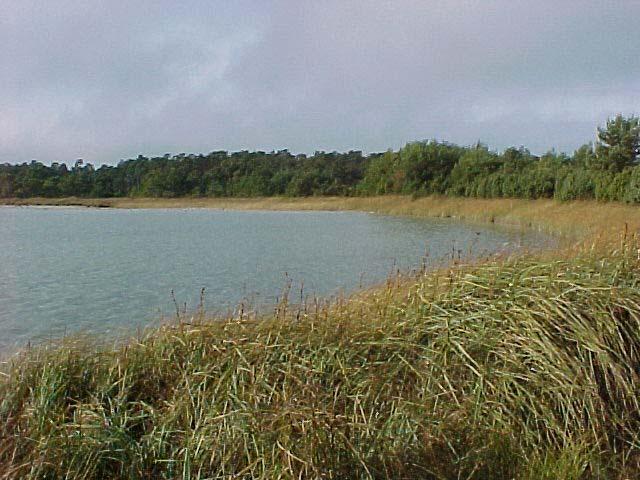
(1, 1), (639, 165)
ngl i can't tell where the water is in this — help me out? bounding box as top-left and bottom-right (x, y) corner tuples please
(0, 206), (551, 350)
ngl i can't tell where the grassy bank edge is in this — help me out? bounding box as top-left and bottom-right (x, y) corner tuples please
(4, 195), (640, 241)
(3, 197), (640, 478)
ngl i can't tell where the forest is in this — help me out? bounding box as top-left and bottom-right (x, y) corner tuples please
(1, 115), (639, 202)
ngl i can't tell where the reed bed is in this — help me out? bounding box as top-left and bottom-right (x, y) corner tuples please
(2, 198), (640, 478)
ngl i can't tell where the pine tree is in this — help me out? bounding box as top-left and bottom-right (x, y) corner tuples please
(595, 114), (640, 171)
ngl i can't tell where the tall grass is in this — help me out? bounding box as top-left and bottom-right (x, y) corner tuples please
(2, 233), (640, 478)
(2, 198), (640, 478)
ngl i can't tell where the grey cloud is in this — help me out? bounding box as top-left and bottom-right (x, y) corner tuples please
(1, 0), (639, 164)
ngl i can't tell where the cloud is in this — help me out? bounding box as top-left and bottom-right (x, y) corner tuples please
(1, 0), (639, 164)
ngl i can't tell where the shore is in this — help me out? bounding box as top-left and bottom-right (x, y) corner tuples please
(2, 196), (640, 478)
(4, 194), (640, 240)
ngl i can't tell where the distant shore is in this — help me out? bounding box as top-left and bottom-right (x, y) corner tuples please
(3, 194), (639, 240)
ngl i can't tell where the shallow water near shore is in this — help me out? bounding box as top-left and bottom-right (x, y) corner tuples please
(0, 206), (552, 350)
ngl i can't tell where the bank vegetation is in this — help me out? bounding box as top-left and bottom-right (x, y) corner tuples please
(2, 194), (640, 478)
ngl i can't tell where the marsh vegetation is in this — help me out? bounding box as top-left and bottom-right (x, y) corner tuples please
(1, 197), (640, 478)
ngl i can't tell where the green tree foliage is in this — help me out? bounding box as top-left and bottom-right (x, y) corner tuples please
(3, 116), (640, 203)
(357, 151), (398, 195)
(594, 114), (640, 172)
(398, 141), (463, 194)
(447, 145), (501, 197)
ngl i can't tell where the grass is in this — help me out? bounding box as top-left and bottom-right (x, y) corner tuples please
(2, 197), (640, 478)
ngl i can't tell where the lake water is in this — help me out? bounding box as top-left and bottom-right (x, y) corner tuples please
(0, 207), (551, 350)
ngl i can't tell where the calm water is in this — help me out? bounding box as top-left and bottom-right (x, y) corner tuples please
(0, 207), (551, 350)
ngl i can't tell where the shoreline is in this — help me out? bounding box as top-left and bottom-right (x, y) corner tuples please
(3, 194), (640, 240)
(3, 196), (640, 476)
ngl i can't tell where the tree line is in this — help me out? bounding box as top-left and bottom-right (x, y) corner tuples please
(1, 115), (639, 202)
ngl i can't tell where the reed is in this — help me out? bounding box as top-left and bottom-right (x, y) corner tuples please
(1, 199), (640, 478)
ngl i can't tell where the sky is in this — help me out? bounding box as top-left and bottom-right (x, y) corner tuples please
(1, 0), (639, 165)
